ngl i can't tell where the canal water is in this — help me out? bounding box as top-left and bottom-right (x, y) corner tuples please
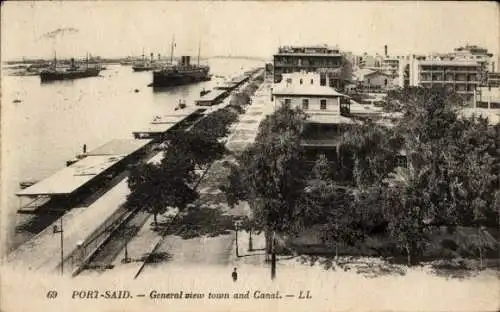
(2, 58), (264, 252)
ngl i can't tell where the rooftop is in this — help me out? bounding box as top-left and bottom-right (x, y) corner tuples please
(87, 138), (152, 156)
(459, 108), (500, 125)
(305, 113), (358, 125)
(151, 107), (200, 124)
(197, 89), (227, 102)
(418, 60), (480, 67)
(134, 123), (178, 134)
(16, 155), (125, 196)
(273, 84), (348, 97)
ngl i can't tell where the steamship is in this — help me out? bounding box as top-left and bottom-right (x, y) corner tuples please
(40, 56), (101, 82)
(152, 55), (211, 87)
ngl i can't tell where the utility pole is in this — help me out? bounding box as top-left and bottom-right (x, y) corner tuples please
(122, 225), (131, 263)
(248, 228), (253, 252)
(234, 221), (240, 257)
(271, 231), (276, 280)
(53, 216), (64, 275)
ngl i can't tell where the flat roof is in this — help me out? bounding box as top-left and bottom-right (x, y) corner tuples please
(197, 89), (227, 102)
(134, 123), (178, 134)
(273, 85), (348, 97)
(419, 60), (480, 66)
(275, 53), (342, 57)
(151, 115), (184, 124)
(459, 108), (500, 125)
(16, 155), (125, 196)
(87, 138), (152, 156)
(301, 137), (342, 147)
(306, 114), (358, 125)
(151, 108), (199, 124)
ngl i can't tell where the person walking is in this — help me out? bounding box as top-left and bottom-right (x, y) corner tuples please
(232, 268), (238, 282)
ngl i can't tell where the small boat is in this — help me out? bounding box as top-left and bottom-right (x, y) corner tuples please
(200, 89), (211, 96)
(175, 99), (187, 110)
(19, 180), (38, 189)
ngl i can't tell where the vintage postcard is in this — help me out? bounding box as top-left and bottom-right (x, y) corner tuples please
(1, 1), (499, 311)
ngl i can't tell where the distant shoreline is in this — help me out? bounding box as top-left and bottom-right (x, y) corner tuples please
(3, 55), (270, 65)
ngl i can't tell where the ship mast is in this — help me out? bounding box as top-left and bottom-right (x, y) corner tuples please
(197, 38), (201, 66)
(170, 35), (175, 64)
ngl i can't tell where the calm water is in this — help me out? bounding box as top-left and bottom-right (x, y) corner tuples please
(1, 58), (263, 251)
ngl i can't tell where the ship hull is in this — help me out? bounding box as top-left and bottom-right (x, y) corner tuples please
(40, 68), (101, 82)
(132, 67), (152, 72)
(152, 69), (211, 87)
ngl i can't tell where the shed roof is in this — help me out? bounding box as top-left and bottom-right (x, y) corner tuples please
(273, 84), (348, 97)
(87, 139), (152, 156)
(16, 155), (125, 196)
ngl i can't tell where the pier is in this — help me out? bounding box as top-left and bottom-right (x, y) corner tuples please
(195, 89), (228, 106)
(7, 67), (264, 275)
(132, 107), (205, 140)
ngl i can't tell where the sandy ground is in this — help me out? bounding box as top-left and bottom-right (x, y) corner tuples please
(2, 246), (499, 312)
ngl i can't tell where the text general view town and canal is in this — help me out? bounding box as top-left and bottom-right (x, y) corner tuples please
(1, 2), (499, 311)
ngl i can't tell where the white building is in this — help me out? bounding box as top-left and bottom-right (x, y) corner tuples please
(271, 72), (351, 116)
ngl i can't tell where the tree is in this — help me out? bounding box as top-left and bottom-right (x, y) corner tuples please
(223, 105), (308, 279)
(190, 108), (238, 143)
(127, 143), (198, 227)
(340, 121), (402, 188)
(380, 87), (499, 265)
(169, 131), (226, 171)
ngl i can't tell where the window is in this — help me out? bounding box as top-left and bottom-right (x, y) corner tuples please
(302, 99), (309, 110)
(284, 98), (291, 107)
(320, 73), (326, 86)
(300, 78), (303, 85)
(310, 79), (314, 85)
(396, 156), (407, 168)
(320, 99), (327, 110)
(384, 79), (388, 86)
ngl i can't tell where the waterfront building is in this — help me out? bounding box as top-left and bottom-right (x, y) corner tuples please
(273, 44), (352, 90)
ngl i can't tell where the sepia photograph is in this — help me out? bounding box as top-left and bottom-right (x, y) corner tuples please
(1, 1), (499, 311)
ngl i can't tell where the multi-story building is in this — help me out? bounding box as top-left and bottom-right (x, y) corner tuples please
(271, 72), (354, 162)
(407, 59), (481, 104)
(273, 44), (352, 90)
(487, 72), (500, 88)
(475, 86), (500, 109)
(381, 57), (400, 78)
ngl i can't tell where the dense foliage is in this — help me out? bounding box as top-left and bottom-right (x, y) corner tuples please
(224, 85), (500, 266)
(127, 73), (265, 228)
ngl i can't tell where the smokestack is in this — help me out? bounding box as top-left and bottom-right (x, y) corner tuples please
(384, 45), (388, 57)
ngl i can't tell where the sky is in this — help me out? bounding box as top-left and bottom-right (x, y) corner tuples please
(1, 1), (499, 61)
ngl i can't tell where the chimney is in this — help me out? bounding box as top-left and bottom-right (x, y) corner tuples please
(150, 53), (153, 62)
(158, 53), (161, 61)
(384, 45), (388, 57)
